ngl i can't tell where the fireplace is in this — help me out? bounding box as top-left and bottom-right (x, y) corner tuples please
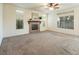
(32, 24), (38, 30)
(28, 21), (41, 33)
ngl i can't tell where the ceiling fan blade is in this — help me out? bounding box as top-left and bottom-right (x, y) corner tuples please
(54, 3), (59, 6)
(34, 3), (60, 10)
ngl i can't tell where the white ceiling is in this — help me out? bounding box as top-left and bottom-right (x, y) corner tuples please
(14, 3), (43, 8)
(14, 3), (79, 13)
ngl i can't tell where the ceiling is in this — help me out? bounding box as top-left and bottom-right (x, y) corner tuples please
(14, 3), (43, 8)
(14, 3), (79, 13)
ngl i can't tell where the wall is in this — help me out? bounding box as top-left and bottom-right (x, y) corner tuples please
(39, 13), (48, 31)
(48, 7), (79, 36)
(3, 4), (32, 37)
(3, 4), (79, 37)
(3, 4), (47, 38)
(31, 10), (48, 31)
(3, 4), (16, 37)
(0, 4), (3, 45)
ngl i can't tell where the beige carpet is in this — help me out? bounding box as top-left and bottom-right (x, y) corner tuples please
(0, 31), (79, 55)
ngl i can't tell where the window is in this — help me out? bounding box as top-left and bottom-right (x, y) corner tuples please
(16, 20), (23, 29)
(57, 15), (74, 29)
(16, 10), (24, 29)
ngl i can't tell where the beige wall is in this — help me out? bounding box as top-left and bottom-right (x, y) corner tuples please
(0, 4), (3, 45)
(3, 4), (48, 38)
(48, 7), (79, 36)
(3, 3), (79, 38)
(3, 4), (16, 37)
(3, 4), (32, 37)
(3, 4), (79, 37)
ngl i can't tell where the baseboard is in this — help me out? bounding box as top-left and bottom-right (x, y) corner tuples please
(3, 32), (29, 39)
(48, 29), (79, 37)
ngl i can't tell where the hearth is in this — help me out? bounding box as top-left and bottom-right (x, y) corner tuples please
(28, 21), (41, 33)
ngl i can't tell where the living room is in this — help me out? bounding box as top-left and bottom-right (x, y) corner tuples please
(1, 3), (79, 55)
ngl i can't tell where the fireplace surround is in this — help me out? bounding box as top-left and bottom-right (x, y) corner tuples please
(28, 21), (41, 33)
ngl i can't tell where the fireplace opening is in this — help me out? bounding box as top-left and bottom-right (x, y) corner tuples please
(32, 24), (38, 30)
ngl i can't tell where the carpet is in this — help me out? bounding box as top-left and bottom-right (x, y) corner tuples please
(0, 31), (79, 55)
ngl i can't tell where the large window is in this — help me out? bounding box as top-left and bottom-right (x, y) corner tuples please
(57, 15), (74, 29)
(16, 10), (24, 29)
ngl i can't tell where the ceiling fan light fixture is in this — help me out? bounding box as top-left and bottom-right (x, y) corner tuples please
(47, 3), (60, 10)
(49, 7), (54, 10)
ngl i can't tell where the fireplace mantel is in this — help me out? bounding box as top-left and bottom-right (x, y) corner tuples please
(28, 20), (41, 24)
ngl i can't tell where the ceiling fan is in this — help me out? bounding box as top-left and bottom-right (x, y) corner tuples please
(47, 3), (60, 9)
(41, 3), (60, 10)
